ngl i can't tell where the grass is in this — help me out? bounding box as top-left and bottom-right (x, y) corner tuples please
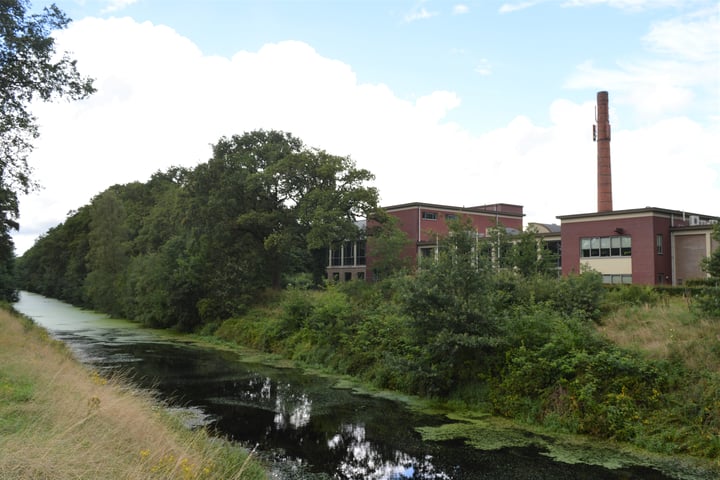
(598, 297), (720, 372)
(0, 307), (266, 480)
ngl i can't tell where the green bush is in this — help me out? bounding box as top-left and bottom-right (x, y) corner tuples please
(604, 284), (662, 308)
(694, 284), (720, 318)
(551, 270), (606, 321)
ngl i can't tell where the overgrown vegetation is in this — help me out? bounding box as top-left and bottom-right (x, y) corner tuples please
(0, 306), (265, 480)
(212, 223), (719, 469)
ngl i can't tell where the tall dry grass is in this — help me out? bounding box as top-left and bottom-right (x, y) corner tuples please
(0, 308), (266, 480)
(598, 297), (720, 372)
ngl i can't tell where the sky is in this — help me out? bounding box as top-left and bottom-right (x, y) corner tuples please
(14, 0), (720, 255)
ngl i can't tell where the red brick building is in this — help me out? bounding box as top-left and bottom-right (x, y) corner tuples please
(558, 208), (718, 285)
(556, 91), (719, 286)
(326, 202), (524, 282)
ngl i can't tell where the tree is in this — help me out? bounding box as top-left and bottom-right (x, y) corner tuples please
(366, 211), (412, 280)
(701, 223), (720, 279)
(0, 0), (95, 299)
(399, 219), (500, 396)
(482, 223), (513, 270)
(697, 223), (720, 317)
(84, 190), (129, 316)
(508, 226), (559, 277)
(178, 130), (378, 325)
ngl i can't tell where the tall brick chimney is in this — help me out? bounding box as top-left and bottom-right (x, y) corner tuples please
(594, 91), (613, 212)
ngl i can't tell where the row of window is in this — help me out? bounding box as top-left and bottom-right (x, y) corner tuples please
(331, 271), (366, 282)
(422, 211), (458, 221)
(330, 241), (366, 266)
(602, 274), (632, 284)
(580, 235), (631, 258)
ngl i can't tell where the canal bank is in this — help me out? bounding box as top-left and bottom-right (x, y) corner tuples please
(12, 291), (719, 480)
(0, 305), (265, 480)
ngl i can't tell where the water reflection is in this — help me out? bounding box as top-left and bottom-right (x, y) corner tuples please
(275, 390), (312, 430)
(329, 424), (450, 480)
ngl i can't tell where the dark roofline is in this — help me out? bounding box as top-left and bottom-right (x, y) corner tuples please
(383, 202), (524, 218)
(557, 206), (719, 221)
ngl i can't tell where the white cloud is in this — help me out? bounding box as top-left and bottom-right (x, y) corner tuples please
(499, 2), (541, 14)
(415, 91), (462, 123)
(566, 6), (719, 121)
(101, 0), (138, 14)
(503, 0), (707, 13)
(453, 4), (470, 15)
(13, 16), (720, 255)
(643, 7), (720, 62)
(474, 58), (492, 76)
(560, 0), (696, 10)
(403, 4), (438, 22)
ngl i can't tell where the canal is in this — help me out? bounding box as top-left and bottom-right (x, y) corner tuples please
(14, 291), (699, 479)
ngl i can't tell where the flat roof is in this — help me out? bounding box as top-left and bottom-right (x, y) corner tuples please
(383, 202), (524, 217)
(557, 206), (718, 221)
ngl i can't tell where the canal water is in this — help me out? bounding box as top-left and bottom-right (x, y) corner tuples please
(13, 291), (699, 479)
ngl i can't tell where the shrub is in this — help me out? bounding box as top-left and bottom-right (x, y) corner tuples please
(605, 284), (662, 308)
(694, 284), (720, 318)
(551, 270), (606, 321)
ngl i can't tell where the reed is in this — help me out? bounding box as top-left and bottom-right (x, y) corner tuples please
(0, 308), (266, 480)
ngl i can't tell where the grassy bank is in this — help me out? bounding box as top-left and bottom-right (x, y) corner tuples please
(0, 307), (266, 480)
(598, 298), (720, 372)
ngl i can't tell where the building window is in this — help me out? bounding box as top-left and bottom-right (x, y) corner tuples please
(602, 274), (632, 284)
(422, 211), (437, 220)
(581, 236), (631, 258)
(419, 246), (436, 264)
(343, 241), (354, 266)
(357, 272), (365, 280)
(621, 236), (631, 256)
(656, 234), (663, 255)
(344, 272), (352, 282)
(445, 213), (458, 221)
(331, 247), (342, 266)
(600, 237), (611, 257)
(356, 240), (366, 266)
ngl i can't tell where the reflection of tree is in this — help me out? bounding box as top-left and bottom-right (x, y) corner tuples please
(228, 374), (455, 478)
(238, 375), (313, 430)
(328, 424), (451, 480)
(274, 391), (311, 429)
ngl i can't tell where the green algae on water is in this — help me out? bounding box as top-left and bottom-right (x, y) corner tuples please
(416, 412), (719, 479)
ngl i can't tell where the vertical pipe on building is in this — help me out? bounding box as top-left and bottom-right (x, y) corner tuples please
(417, 206), (421, 243)
(595, 91), (613, 212)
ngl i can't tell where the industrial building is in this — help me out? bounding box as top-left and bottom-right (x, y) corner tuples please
(326, 92), (718, 286)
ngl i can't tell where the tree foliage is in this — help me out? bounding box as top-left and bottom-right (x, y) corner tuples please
(0, 0), (95, 300)
(365, 211), (412, 280)
(398, 219), (500, 395)
(18, 130), (379, 329)
(701, 223), (720, 279)
(697, 223), (720, 317)
(84, 190), (129, 316)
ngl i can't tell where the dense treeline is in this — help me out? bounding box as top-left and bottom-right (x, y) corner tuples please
(215, 222), (720, 463)
(17, 130), (379, 329)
